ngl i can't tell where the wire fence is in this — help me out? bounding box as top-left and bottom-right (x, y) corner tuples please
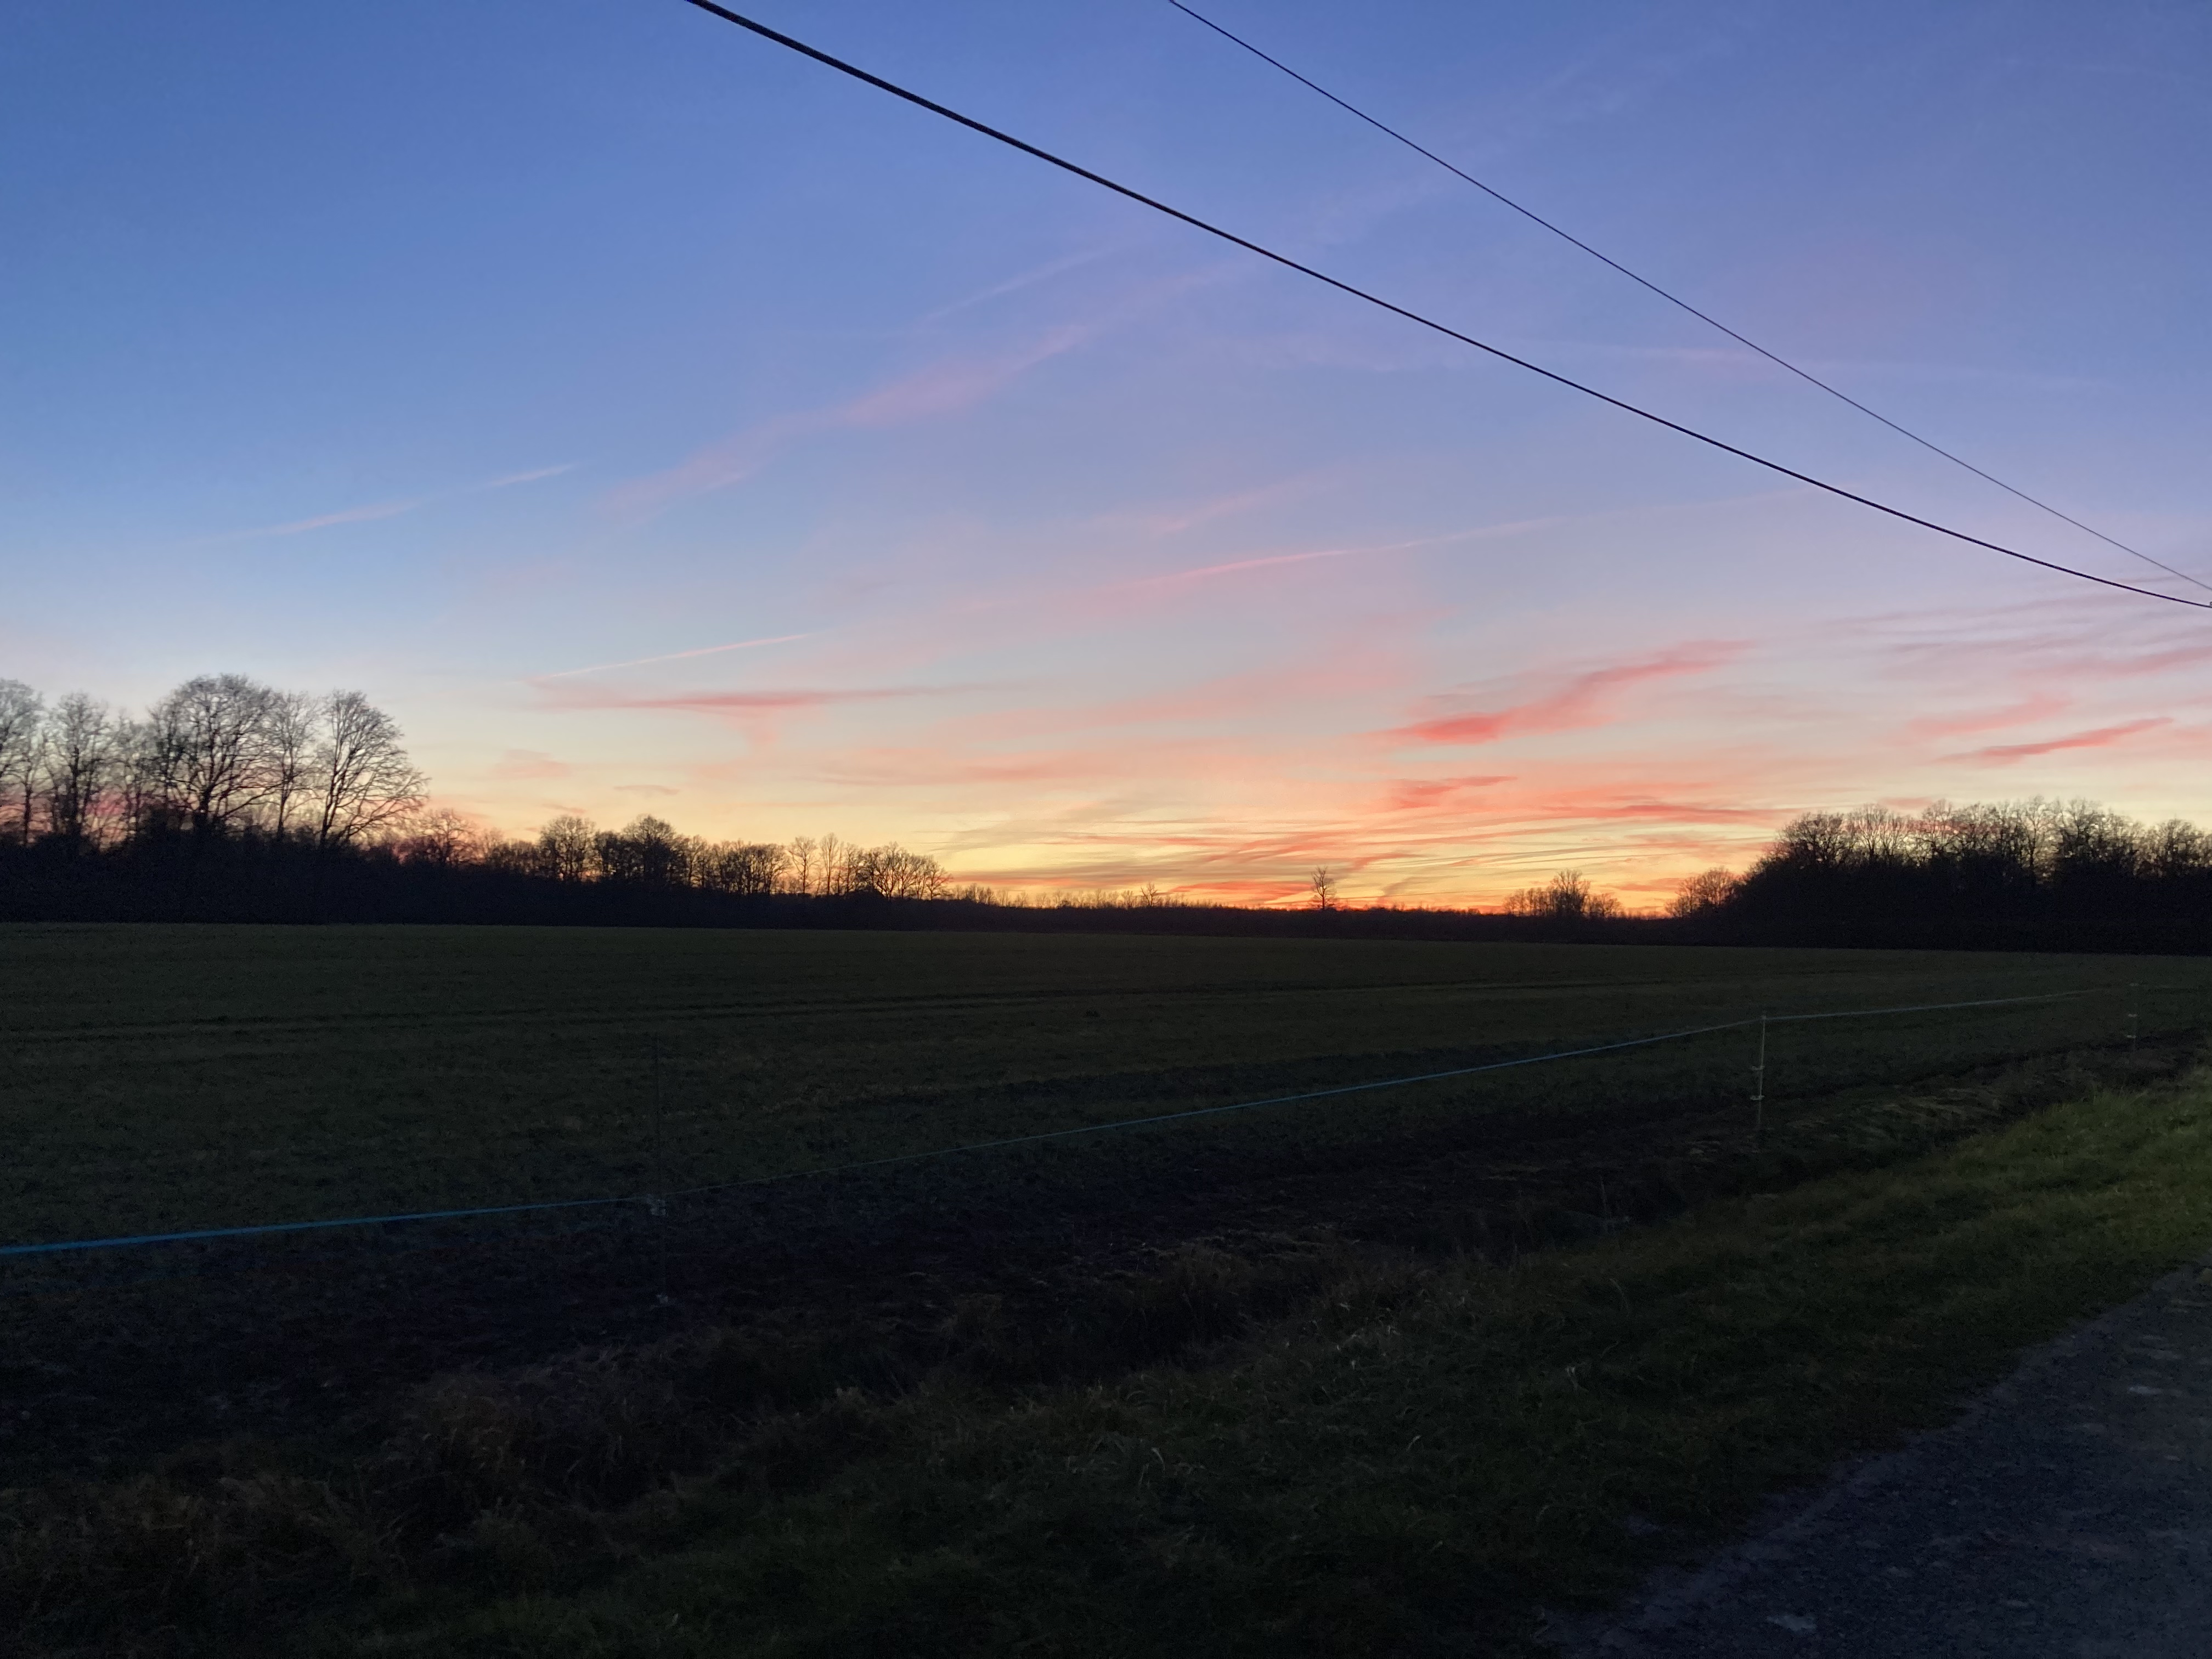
(3, 981), (2174, 1266)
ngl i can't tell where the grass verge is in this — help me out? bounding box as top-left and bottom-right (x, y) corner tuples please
(13, 1053), (2212, 1656)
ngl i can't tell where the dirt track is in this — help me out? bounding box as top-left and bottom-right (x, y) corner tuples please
(1560, 1252), (2212, 1657)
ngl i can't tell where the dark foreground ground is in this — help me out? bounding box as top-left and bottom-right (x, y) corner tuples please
(1562, 1250), (2212, 1657)
(4, 1034), (2036, 1480)
(8, 926), (2211, 1656)
(9, 925), (2171, 1483)
(10, 1040), (2211, 1656)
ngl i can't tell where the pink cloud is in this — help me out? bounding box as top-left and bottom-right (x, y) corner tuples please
(1387, 775), (1514, 809)
(1954, 718), (2173, 764)
(1390, 642), (1743, 747)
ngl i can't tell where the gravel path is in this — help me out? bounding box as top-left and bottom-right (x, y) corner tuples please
(1560, 1253), (2212, 1658)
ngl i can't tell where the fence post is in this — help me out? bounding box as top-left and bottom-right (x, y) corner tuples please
(1751, 1011), (1769, 1145)
(2128, 983), (2140, 1054)
(650, 1035), (672, 1304)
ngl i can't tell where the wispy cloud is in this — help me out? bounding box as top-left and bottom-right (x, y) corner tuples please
(536, 632), (815, 681)
(1088, 513), (1585, 606)
(210, 462), (573, 544)
(1954, 718), (2172, 764)
(482, 464), (575, 489)
(1123, 546), (1359, 591)
(1905, 693), (2071, 741)
(251, 498), (422, 537)
(1390, 642), (1743, 747)
(488, 749), (571, 781)
(602, 326), (1093, 517)
(536, 682), (979, 716)
(1130, 477), (1318, 537)
(1386, 775), (1515, 809)
(915, 246), (1118, 326)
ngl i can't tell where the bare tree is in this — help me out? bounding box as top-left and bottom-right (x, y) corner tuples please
(143, 674), (277, 836)
(263, 689), (319, 840)
(40, 693), (120, 848)
(397, 805), (485, 867)
(788, 835), (817, 896)
(699, 840), (786, 896)
(628, 815), (692, 887)
(480, 838), (542, 876)
(1668, 867), (1739, 918)
(307, 691), (426, 849)
(537, 815), (597, 882)
(1501, 870), (1623, 921)
(1308, 865), (1339, 911)
(2143, 820), (2212, 883)
(0, 680), (44, 844)
(848, 844), (944, 899)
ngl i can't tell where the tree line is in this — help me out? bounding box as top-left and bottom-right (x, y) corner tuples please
(1669, 798), (2212, 950)
(0, 674), (964, 901)
(4, 671), (2208, 951)
(0, 674), (424, 851)
(415, 815), (963, 903)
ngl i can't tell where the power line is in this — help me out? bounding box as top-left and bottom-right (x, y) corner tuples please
(670, 0), (2207, 612)
(1167, 1), (2212, 600)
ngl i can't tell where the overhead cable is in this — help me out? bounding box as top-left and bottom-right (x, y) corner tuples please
(1167, 0), (2211, 599)
(668, 1), (2207, 611)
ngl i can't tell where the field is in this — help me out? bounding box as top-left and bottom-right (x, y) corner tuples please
(4, 923), (2197, 1246)
(6, 923), (2212, 1655)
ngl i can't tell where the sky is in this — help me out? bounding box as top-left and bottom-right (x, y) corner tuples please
(4, 0), (2209, 907)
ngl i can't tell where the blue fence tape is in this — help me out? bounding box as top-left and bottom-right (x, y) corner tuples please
(0, 986), (2117, 1261)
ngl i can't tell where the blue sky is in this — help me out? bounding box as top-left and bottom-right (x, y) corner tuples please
(5, 0), (2208, 903)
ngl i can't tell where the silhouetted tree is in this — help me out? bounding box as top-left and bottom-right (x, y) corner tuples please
(1308, 865), (1339, 910)
(263, 689), (318, 840)
(0, 680), (42, 845)
(143, 674), (278, 837)
(537, 815), (597, 882)
(397, 806), (486, 868)
(1500, 870), (1623, 921)
(1669, 867), (1740, 919)
(40, 693), (120, 849)
(307, 691), (427, 849)
(1715, 797), (2212, 946)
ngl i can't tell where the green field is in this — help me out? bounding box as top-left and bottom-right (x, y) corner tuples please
(3, 923), (2199, 1248)
(10, 923), (2212, 1657)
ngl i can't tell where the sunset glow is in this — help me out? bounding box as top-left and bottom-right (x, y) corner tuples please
(5, 1), (2207, 906)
